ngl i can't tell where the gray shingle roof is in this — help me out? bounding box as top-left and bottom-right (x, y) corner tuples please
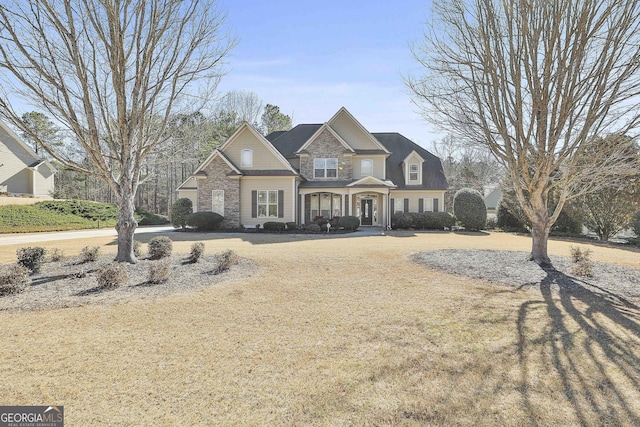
(372, 133), (448, 190)
(269, 124), (322, 158)
(267, 126), (448, 190)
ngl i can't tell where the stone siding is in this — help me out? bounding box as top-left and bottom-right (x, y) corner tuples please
(197, 156), (240, 227)
(300, 129), (353, 181)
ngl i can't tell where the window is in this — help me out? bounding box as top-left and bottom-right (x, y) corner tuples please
(257, 190), (278, 218)
(314, 158), (338, 178)
(241, 149), (253, 167)
(361, 159), (373, 177)
(423, 197), (439, 212)
(394, 198), (405, 213)
(409, 164), (420, 181)
(212, 190), (224, 215)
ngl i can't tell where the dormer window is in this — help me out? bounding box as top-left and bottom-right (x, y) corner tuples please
(409, 164), (420, 182)
(361, 159), (373, 177)
(241, 149), (253, 167)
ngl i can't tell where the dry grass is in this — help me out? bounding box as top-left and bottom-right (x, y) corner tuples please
(0, 231), (639, 425)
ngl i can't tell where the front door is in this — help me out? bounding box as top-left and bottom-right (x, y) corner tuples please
(361, 199), (373, 225)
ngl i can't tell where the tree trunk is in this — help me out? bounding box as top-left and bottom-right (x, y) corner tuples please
(114, 191), (138, 263)
(530, 222), (551, 266)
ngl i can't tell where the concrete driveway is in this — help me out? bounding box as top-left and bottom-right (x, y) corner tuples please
(0, 225), (175, 246)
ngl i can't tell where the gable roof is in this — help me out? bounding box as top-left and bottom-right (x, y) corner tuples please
(193, 148), (242, 176)
(268, 124), (322, 158)
(373, 133), (448, 190)
(219, 122), (297, 174)
(295, 123), (355, 154)
(0, 120), (57, 173)
(328, 107), (390, 153)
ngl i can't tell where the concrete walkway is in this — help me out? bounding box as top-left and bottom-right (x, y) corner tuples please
(0, 225), (175, 246)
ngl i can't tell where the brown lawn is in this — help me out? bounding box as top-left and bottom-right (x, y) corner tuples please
(0, 231), (639, 425)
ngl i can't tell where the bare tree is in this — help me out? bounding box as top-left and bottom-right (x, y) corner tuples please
(430, 135), (503, 211)
(0, 0), (235, 263)
(408, 0), (640, 264)
(217, 90), (264, 128)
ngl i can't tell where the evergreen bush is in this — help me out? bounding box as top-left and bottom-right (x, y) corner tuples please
(185, 211), (224, 231)
(338, 216), (360, 231)
(453, 188), (487, 231)
(171, 198), (193, 230)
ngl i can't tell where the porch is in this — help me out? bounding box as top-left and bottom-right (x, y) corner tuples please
(299, 189), (390, 227)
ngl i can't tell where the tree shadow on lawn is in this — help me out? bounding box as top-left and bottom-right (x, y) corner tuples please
(517, 264), (640, 425)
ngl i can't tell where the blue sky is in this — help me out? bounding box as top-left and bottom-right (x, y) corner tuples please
(217, 1), (441, 148)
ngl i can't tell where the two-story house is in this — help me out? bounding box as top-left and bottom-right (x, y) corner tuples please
(177, 107), (448, 228)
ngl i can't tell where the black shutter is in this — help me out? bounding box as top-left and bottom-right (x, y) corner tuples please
(418, 198), (424, 213)
(433, 198), (439, 213)
(390, 198), (395, 214)
(278, 190), (284, 218)
(404, 198), (409, 213)
(251, 190), (257, 218)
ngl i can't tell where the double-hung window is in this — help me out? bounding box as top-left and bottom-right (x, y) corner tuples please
(361, 159), (373, 177)
(257, 190), (278, 218)
(409, 164), (420, 182)
(314, 158), (338, 178)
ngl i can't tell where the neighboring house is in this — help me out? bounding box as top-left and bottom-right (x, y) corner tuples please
(0, 120), (56, 197)
(485, 188), (502, 219)
(177, 107), (448, 228)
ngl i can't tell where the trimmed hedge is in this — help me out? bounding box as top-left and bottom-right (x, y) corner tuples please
(453, 188), (487, 231)
(391, 212), (455, 230)
(171, 198), (193, 230)
(136, 208), (170, 225)
(263, 221), (286, 232)
(338, 215), (360, 231)
(306, 223), (322, 233)
(186, 211), (224, 231)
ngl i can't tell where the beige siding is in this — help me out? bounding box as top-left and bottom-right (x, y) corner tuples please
(224, 128), (289, 171)
(0, 128), (39, 194)
(390, 190), (445, 213)
(33, 164), (55, 197)
(352, 155), (386, 179)
(329, 112), (380, 151)
(177, 190), (197, 212)
(240, 177), (296, 226)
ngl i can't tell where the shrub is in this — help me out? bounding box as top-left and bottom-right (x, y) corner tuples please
(97, 263), (128, 289)
(570, 246), (593, 277)
(133, 240), (142, 258)
(453, 188), (487, 231)
(16, 246), (47, 273)
(485, 217), (497, 230)
(186, 211), (224, 231)
(188, 242), (205, 263)
(552, 210), (582, 236)
(48, 248), (65, 262)
(263, 221), (286, 232)
(0, 265), (30, 296)
(212, 250), (239, 275)
(148, 236), (172, 260)
(496, 200), (528, 231)
(171, 198), (193, 230)
(306, 223), (321, 233)
(338, 216), (360, 231)
(136, 207), (170, 225)
(433, 212), (456, 230)
(630, 210), (640, 238)
(147, 259), (171, 284)
(80, 246), (100, 263)
(391, 213), (413, 230)
(286, 222), (298, 231)
(36, 200), (118, 222)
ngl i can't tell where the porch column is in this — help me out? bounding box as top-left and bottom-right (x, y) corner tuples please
(341, 192), (346, 217)
(382, 193), (388, 229)
(300, 192), (306, 224)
